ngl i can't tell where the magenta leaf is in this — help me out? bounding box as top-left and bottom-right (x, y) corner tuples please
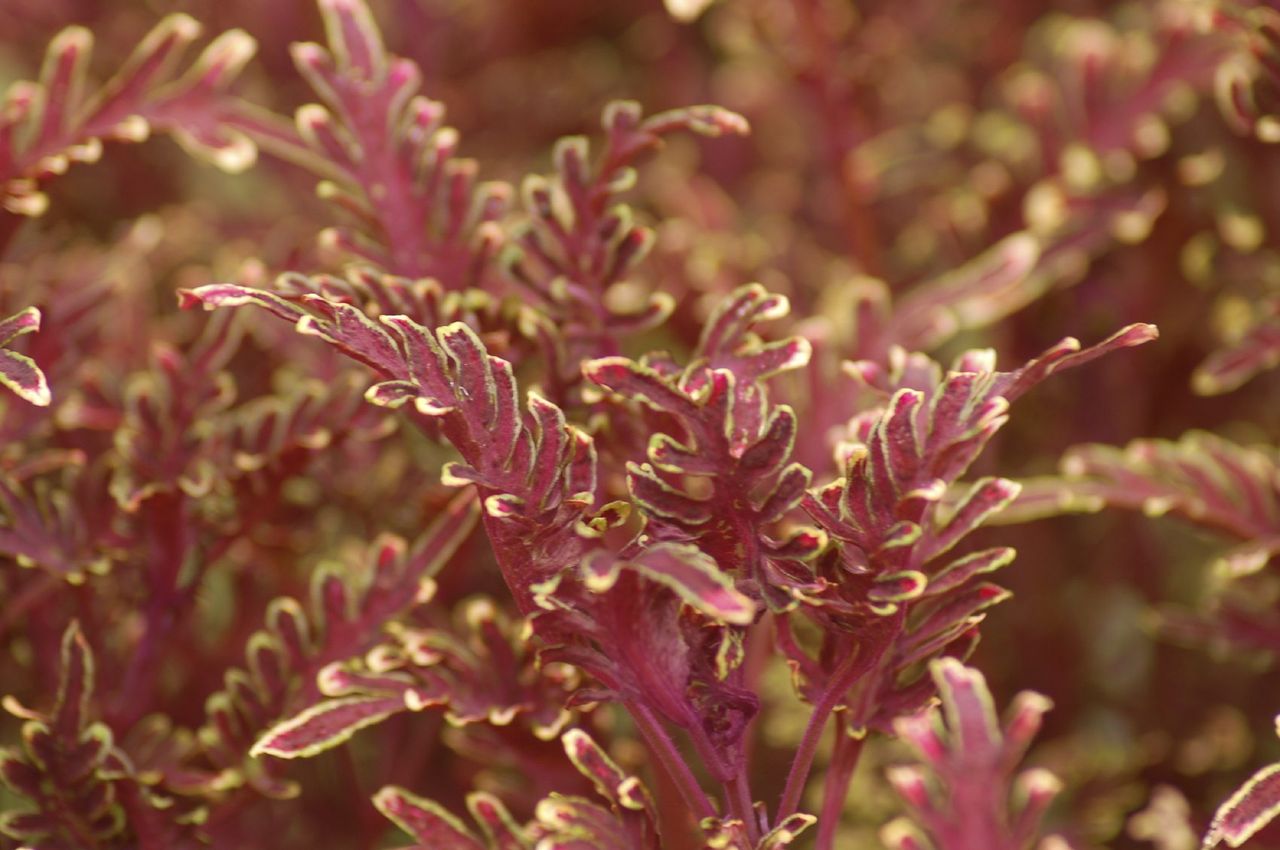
(373, 785), (489, 850)
(920, 478), (1023, 564)
(584, 284), (823, 613)
(266, 0), (511, 282)
(1005, 431), (1279, 543)
(0, 624), (197, 848)
(252, 593), (576, 762)
(994, 322), (1159, 403)
(467, 793), (529, 850)
(1, 14), (262, 217)
(371, 727), (661, 849)
(0, 307), (50, 406)
(503, 100), (746, 397)
(177, 283), (307, 324)
(1192, 296), (1280, 395)
(1204, 761), (1280, 848)
(563, 728), (654, 813)
(189, 491), (478, 795)
(251, 695), (413, 759)
(757, 813), (819, 849)
(0, 306), (42, 347)
(0, 347), (50, 408)
(884, 659), (1059, 850)
(773, 325), (1155, 828)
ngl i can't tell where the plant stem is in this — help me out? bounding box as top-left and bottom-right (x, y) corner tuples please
(776, 683), (839, 822)
(626, 699), (717, 823)
(815, 717), (865, 850)
(728, 771), (761, 844)
(650, 747), (703, 850)
(775, 616), (898, 821)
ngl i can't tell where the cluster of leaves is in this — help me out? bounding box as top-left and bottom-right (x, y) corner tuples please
(0, 12), (263, 219)
(0, 623), (202, 850)
(1, 0), (1279, 849)
(882, 659), (1059, 850)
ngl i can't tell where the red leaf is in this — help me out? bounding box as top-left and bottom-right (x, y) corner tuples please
(373, 786), (487, 850)
(251, 695), (409, 759)
(1205, 762), (1280, 848)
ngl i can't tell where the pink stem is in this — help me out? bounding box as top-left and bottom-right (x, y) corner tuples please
(776, 617), (898, 821)
(728, 771), (761, 843)
(625, 700), (717, 823)
(815, 717), (866, 850)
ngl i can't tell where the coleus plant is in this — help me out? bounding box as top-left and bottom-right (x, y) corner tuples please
(1, 0), (1278, 849)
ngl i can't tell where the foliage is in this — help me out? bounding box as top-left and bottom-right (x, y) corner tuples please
(0, 0), (1277, 849)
